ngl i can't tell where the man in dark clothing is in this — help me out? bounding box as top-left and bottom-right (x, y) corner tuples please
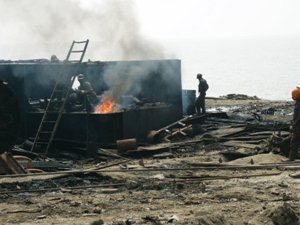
(289, 100), (300, 160)
(195, 73), (209, 114)
(76, 74), (99, 111)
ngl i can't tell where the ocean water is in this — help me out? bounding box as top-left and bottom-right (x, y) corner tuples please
(164, 36), (300, 100)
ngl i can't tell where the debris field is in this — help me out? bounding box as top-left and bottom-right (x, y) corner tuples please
(1, 97), (300, 225)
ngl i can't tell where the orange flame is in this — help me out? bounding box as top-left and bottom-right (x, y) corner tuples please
(95, 96), (120, 114)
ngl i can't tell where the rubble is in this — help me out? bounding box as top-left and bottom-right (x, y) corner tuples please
(0, 97), (299, 224)
(220, 93), (260, 100)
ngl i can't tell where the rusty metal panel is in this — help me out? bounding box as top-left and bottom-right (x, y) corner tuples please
(26, 104), (181, 146)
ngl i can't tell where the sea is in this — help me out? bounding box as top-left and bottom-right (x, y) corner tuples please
(164, 35), (300, 100)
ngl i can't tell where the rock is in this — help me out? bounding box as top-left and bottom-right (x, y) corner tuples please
(176, 183), (185, 190)
(167, 214), (179, 223)
(92, 207), (102, 214)
(138, 159), (145, 167)
(70, 201), (81, 207)
(278, 182), (289, 188)
(142, 215), (162, 225)
(282, 193), (294, 201)
(90, 220), (104, 225)
(268, 203), (299, 225)
(101, 188), (119, 194)
(221, 94), (260, 100)
(261, 107), (275, 115)
(36, 215), (47, 219)
(289, 172), (300, 178)
(152, 174), (165, 180)
(177, 214), (233, 225)
(125, 218), (135, 225)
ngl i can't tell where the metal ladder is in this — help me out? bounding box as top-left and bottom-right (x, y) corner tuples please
(31, 39), (89, 155)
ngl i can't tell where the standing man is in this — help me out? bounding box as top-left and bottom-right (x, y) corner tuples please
(195, 73), (209, 114)
(289, 87), (300, 160)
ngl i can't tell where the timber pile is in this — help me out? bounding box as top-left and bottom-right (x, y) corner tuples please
(125, 112), (290, 159)
(1, 111), (291, 174)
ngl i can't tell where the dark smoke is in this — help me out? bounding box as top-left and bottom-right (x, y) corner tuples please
(0, 0), (179, 105)
(0, 0), (166, 61)
(102, 61), (160, 101)
(100, 60), (181, 108)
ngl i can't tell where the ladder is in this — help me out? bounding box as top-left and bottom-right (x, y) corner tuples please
(31, 40), (89, 156)
(147, 114), (208, 142)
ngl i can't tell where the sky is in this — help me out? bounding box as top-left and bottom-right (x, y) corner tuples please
(0, 0), (299, 58)
(134, 0), (300, 39)
(0, 0), (299, 99)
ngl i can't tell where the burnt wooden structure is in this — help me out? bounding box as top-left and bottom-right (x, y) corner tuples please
(0, 81), (22, 153)
(0, 59), (182, 150)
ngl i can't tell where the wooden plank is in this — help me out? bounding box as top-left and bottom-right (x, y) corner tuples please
(206, 117), (247, 124)
(249, 131), (290, 136)
(221, 148), (258, 161)
(222, 140), (259, 149)
(224, 135), (270, 141)
(136, 143), (173, 152)
(208, 127), (246, 138)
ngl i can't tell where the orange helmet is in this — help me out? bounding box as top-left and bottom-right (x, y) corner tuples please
(292, 87), (300, 101)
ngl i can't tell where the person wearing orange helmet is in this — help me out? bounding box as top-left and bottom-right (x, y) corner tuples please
(289, 87), (300, 160)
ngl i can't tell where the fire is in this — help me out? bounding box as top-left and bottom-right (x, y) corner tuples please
(95, 96), (120, 114)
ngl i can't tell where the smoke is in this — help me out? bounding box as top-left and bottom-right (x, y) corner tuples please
(100, 59), (181, 108)
(0, 0), (166, 61)
(0, 0), (181, 106)
(102, 61), (159, 101)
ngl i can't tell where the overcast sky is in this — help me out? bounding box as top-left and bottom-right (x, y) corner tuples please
(0, 0), (299, 60)
(131, 0), (300, 39)
(77, 0), (300, 40)
(0, 0), (299, 99)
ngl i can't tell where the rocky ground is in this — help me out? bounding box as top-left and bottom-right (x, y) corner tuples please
(1, 98), (300, 225)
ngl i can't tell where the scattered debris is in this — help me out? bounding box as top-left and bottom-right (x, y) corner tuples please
(0, 97), (297, 225)
(220, 93), (260, 100)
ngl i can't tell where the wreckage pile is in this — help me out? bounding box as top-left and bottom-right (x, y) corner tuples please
(1, 97), (300, 225)
(220, 93), (260, 100)
(1, 98), (293, 173)
(120, 98), (292, 161)
(0, 97), (294, 174)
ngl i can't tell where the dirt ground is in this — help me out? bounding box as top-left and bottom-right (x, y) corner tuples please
(1, 98), (300, 225)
